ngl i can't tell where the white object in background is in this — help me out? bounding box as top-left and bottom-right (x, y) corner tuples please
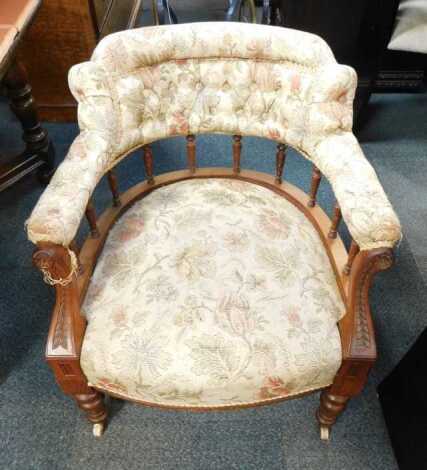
(388, 0), (427, 53)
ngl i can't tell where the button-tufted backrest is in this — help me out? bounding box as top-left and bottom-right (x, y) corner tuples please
(68, 22), (357, 168)
(27, 22), (401, 252)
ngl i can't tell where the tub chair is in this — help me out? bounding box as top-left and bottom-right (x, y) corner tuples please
(26, 22), (401, 440)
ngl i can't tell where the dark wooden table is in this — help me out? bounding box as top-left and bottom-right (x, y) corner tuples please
(0, 0), (54, 191)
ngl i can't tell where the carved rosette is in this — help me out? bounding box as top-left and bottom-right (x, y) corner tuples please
(33, 243), (77, 286)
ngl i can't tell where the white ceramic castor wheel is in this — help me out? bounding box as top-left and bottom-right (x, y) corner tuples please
(93, 423), (105, 437)
(320, 425), (330, 441)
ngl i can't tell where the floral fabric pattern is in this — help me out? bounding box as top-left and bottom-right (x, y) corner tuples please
(80, 179), (345, 407)
(26, 22), (401, 250)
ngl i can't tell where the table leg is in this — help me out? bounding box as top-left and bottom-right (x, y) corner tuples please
(3, 59), (55, 183)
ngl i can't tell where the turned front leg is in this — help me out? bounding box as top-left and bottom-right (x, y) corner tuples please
(316, 390), (350, 440)
(33, 243), (108, 436)
(74, 388), (108, 437)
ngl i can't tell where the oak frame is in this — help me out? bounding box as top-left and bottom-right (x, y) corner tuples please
(32, 146), (394, 439)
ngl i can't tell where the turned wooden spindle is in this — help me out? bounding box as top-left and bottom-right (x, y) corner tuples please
(143, 145), (154, 184)
(232, 135), (242, 174)
(107, 170), (121, 206)
(85, 199), (99, 238)
(344, 240), (360, 275)
(328, 203), (342, 239)
(186, 134), (196, 174)
(275, 143), (287, 184)
(308, 165), (322, 207)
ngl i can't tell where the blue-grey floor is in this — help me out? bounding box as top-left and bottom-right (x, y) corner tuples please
(1, 4), (427, 469)
(1, 92), (427, 469)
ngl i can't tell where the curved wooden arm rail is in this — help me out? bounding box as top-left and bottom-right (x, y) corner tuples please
(32, 136), (395, 439)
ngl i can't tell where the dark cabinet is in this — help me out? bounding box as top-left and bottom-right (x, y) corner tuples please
(378, 329), (427, 470)
(278, 0), (400, 126)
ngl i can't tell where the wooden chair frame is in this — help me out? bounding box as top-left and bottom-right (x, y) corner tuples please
(32, 136), (394, 439)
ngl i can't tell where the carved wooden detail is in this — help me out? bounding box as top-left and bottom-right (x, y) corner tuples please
(33, 242), (89, 401)
(349, 249), (393, 355)
(52, 292), (69, 350)
(232, 135), (242, 174)
(32, 243), (75, 281)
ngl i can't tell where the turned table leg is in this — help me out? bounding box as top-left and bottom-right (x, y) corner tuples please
(3, 59), (55, 183)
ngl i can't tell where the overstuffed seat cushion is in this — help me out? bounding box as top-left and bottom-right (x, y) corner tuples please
(80, 178), (345, 408)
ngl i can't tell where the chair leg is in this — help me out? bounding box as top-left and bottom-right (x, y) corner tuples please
(74, 387), (108, 437)
(47, 360), (108, 437)
(316, 390), (350, 441)
(316, 358), (373, 441)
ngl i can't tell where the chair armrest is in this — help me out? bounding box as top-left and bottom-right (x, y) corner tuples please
(304, 131), (402, 250)
(26, 60), (117, 247)
(26, 131), (110, 246)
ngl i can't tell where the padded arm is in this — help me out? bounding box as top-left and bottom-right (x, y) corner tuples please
(303, 132), (401, 250)
(26, 61), (117, 247)
(26, 131), (111, 246)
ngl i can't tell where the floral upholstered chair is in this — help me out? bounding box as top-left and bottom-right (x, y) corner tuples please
(26, 23), (401, 439)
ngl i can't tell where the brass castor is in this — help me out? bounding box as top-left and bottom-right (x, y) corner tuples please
(93, 422), (105, 437)
(320, 424), (331, 441)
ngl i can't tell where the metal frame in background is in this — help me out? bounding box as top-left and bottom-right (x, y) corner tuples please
(154, 0), (259, 25)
